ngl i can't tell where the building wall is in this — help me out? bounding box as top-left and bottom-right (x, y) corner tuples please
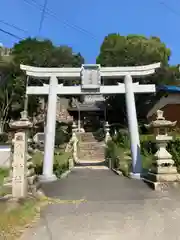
(147, 93), (180, 119)
(147, 104), (180, 127)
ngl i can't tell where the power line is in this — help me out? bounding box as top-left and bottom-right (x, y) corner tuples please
(38, 0), (48, 35)
(21, 0), (98, 40)
(158, 1), (180, 17)
(0, 27), (22, 40)
(0, 19), (28, 34)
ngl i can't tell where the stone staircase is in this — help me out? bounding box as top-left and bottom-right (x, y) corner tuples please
(77, 132), (105, 164)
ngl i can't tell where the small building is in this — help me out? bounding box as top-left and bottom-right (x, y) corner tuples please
(147, 85), (180, 127)
(68, 95), (106, 132)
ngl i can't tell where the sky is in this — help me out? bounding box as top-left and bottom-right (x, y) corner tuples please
(0, 0), (180, 64)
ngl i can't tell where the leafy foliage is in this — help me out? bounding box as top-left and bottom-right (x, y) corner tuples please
(0, 38), (85, 132)
(96, 33), (180, 125)
(32, 151), (71, 178)
(55, 123), (71, 147)
(97, 34), (170, 67)
(12, 38), (84, 68)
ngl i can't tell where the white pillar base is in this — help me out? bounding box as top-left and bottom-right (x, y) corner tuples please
(39, 174), (57, 183)
(129, 172), (142, 180)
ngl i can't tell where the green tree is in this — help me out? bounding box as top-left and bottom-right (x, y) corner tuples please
(12, 37), (85, 110)
(96, 33), (179, 125)
(97, 34), (171, 67)
(12, 38), (84, 68)
(0, 38), (84, 133)
(0, 63), (24, 133)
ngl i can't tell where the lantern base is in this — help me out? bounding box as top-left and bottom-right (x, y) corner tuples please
(144, 172), (180, 191)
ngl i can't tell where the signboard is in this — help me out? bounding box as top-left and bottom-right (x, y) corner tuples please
(83, 95), (105, 104)
(81, 64), (101, 90)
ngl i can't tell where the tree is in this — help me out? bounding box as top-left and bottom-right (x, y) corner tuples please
(0, 38), (84, 133)
(12, 37), (85, 95)
(12, 38), (84, 68)
(96, 33), (179, 125)
(97, 34), (171, 67)
(0, 64), (24, 133)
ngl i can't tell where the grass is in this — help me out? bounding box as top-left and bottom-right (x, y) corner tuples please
(0, 148), (71, 239)
(0, 168), (10, 197)
(0, 168), (44, 239)
(0, 198), (44, 240)
(0, 168), (9, 185)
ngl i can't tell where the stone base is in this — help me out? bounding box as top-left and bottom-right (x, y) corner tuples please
(38, 174), (57, 183)
(144, 178), (180, 191)
(129, 172), (141, 180)
(148, 172), (180, 182)
(144, 172), (180, 191)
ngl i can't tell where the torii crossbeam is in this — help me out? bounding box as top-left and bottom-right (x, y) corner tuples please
(21, 63), (161, 182)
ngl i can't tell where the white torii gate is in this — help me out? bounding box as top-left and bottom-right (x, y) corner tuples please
(21, 63), (161, 182)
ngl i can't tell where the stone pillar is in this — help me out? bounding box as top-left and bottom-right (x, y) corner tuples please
(40, 76), (58, 182)
(124, 74), (141, 178)
(10, 111), (33, 199)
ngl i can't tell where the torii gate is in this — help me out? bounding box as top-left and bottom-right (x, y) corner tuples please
(21, 63), (161, 182)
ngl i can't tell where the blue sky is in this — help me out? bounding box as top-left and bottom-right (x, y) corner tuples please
(0, 0), (180, 64)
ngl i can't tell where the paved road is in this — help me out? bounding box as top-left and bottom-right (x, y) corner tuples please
(21, 167), (180, 240)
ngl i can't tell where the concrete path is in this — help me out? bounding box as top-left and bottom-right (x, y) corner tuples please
(21, 167), (180, 240)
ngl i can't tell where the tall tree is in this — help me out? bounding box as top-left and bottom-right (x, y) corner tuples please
(0, 63), (24, 133)
(12, 38), (84, 68)
(96, 33), (179, 125)
(97, 34), (171, 67)
(0, 38), (84, 133)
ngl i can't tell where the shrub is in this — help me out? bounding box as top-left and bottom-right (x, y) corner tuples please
(53, 152), (71, 178)
(112, 131), (130, 149)
(105, 140), (131, 176)
(32, 151), (71, 178)
(55, 123), (71, 147)
(106, 130), (180, 176)
(0, 168), (9, 185)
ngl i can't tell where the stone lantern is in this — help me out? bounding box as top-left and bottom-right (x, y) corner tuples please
(144, 110), (180, 190)
(104, 121), (111, 143)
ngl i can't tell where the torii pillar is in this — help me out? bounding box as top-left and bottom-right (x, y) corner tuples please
(40, 76), (57, 182)
(124, 74), (141, 178)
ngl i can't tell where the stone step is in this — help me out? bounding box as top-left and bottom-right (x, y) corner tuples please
(77, 131), (105, 161)
(78, 151), (104, 155)
(78, 155), (105, 159)
(78, 141), (104, 145)
(75, 166), (108, 170)
(77, 133), (96, 142)
(78, 146), (105, 151)
(79, 156), (105, 159)
(78, 151), (104, 156)
(78, 147), (105, 152)
(79, 152), (104, 156)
